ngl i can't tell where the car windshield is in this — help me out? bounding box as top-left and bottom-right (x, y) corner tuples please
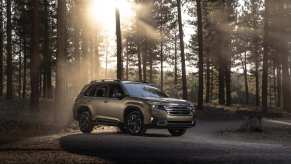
(123, 83), (167, 98)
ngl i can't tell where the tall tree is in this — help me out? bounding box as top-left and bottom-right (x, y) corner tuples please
(30, 0), (41, 109)
(177, 0), (187, 100)
(6, 0), (13, 99)
(43, 0), (52, 98)
(196, 0), (204, 109)
(116, 7), (123, 80)
(55, 0), (67, 119)
(0, 0), (3, 97)
(262, 0), (270, 112)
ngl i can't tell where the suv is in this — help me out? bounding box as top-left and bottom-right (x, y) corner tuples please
(73, 80), (196, 136)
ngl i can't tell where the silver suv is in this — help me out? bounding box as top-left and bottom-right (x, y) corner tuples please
(73, 80), (196, 136)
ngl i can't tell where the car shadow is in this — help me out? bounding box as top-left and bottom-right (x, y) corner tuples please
(59, 132), (215, 164)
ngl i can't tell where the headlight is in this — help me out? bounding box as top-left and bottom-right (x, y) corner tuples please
(149, 102), (166, 111)
(188, 105), (196, 112)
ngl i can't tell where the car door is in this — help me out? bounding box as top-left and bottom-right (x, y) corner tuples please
(103, 83), (126, 122)
(85, 84), (110, 120)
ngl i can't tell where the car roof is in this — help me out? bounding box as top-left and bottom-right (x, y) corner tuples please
(89, 80), (153, 85)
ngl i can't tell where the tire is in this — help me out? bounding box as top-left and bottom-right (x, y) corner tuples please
(168, 128), (187, 136)
(125, 110), (146, 136)
(78, 111), (94, 134)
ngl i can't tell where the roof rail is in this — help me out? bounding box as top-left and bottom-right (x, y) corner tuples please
(90, 79), (120, 83)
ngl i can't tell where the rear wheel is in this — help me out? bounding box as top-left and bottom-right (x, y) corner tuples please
(79, 111), (93, 134)
(168, 128), (187, 136)
(125, 110), (146, 136)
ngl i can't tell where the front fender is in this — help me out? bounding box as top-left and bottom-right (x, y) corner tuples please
(124, 101), (152, 124)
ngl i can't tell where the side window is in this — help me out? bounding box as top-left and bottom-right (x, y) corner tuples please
(94, 86), (108, 97)
(84, 85), (97, 97)
(109, 84), (123, 98)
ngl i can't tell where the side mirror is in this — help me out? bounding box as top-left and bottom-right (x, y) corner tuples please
(114, 92), (124, 99)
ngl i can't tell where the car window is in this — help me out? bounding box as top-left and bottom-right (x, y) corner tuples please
(84, 85), (108, 97)
(84, 85), (97, 97)
(94, 86), (108, 97)
(123, 83), (167, 98)
(109, 84), (124, 98)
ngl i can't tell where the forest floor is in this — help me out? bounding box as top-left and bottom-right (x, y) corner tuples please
(1, 99), (291, 163)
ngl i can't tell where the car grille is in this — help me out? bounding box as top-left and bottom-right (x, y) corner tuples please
(166, 105), (191, 116)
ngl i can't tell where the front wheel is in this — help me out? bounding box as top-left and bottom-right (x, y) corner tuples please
(168, 128), (187, 136)
(125, 111), (146, 136)
(79, 111), (94, 134)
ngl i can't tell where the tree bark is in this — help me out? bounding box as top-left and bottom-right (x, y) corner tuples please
(196, 0), (204, 109)
(30, 0), (41, 109)
(242, 52), (249, 104)
(18, 48), (22, 97)
(160, 42), (164, 91)
(177, 0), (187, 100)
(142, 46), (147, 82)
(218, 63), (225, 105)
(255, 51), (260, 106)
(0, 0), (3, 97)
(43, 0), (52, 98)
(205, 57), (210, 103)
(56, 0), (67, 121)
(22, 38), (27, 99)
(137, 45), (142, 81)
(225, 62), (231, 106)
(115, 8), (123, 80)
(262, 0), (270, 112)
(174, 34), (178, 91)
(276, 65), (281, 107)
(125, 40), (129, 80)
(282, 43), (291, 112)
(6, 0), (13, 99)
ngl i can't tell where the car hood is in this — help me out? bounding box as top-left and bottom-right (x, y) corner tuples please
(141, 97), (192, 106)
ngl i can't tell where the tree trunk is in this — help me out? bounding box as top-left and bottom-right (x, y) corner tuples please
(0, 0), (3, 97)
(73, 1), (81, 91)
(142, 47), (147, 82)
(160, 42), (164, 91)
(255, 52), (260, 106)
(30, 0), (41, 110)
(149, 48), (153, 83)
(18, 48), (22, 97)
(137, 45), (142, 81)
(225, 63), (231, 106)
(242, 52), (249, 104)
(22, 38), (27, 99)
(209, 65), (214, 101)
(282, 44), (291, 112)
(276, 65), (281, 107)
(196, 0), (204, 109)
(125, 40), (129, 80)
(218, 63), (225, 105)
(42, 0), (52, 98)
(205, 57), (210, 103)
(6, 0), (13, 99)
(177, 0), (187, 100)
(262, 0), (270, 112)
(115, 8), (123, 80)
(56, 0), (67, 121)
(174, 34), (178, 93)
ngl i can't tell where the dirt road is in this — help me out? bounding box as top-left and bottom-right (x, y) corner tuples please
(1, 120), (291, 164)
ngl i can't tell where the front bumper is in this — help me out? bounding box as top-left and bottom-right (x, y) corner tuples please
(147, 110), (197, 129)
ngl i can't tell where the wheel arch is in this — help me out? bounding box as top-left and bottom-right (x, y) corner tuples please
(123, 105), (151, 124)
(75, 106), (93, 120)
